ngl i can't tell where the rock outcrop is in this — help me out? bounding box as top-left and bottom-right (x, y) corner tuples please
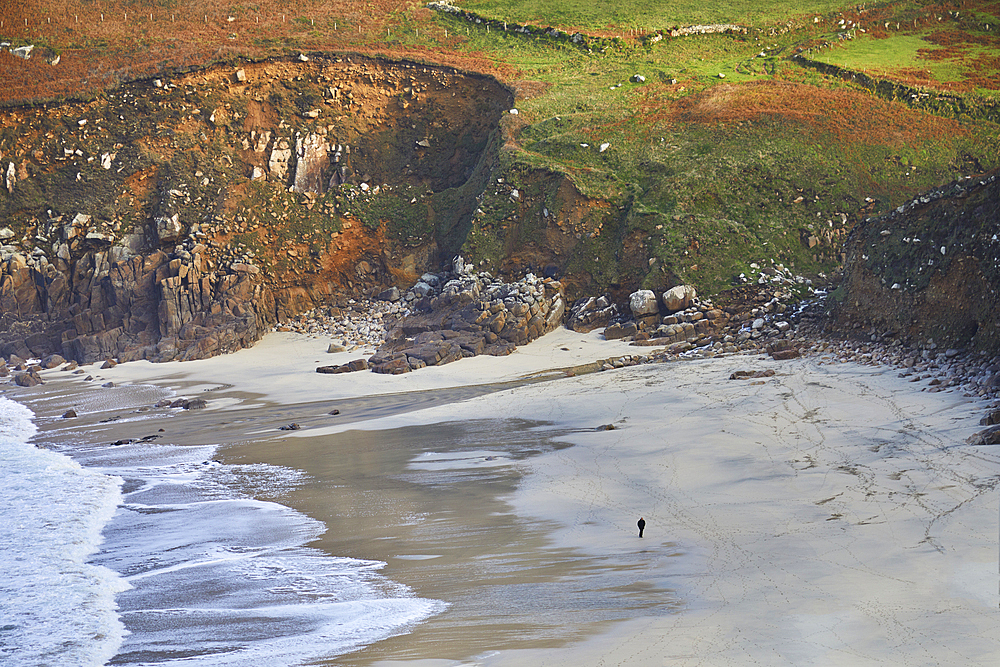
(0, 55), (513, 363)
(367, 258), (565, 374)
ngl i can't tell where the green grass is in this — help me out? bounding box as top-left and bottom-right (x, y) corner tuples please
(454, 0), (851, 31)
(812, 30), (1000, 95)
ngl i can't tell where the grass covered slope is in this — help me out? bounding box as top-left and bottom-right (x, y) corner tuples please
(436, 0), (1000, 297)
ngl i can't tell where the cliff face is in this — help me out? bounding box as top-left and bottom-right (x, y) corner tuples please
(0, 55), (513, 362)
(833, 169), (1000, 353)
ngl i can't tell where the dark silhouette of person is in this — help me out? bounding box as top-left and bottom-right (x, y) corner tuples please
(637, 517), (646, 538)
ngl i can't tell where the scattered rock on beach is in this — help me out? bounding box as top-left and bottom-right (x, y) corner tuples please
(41, 354), (66, 369)
(317, 359), (368, 374)
(767, 340), (801, 360)
(981, 409), (1000, 426)
(169, 397), (207, 409)
(14, 370), (43, 387)
(966, 425), (1000, 446)
(629, 290), (659, 317)
(101, 359), (117, 369)
(662, 285), (697, 313)
(566, 295), (620, 332)
(62, 409), (77, 418)
(278, 423), (301, 431)
(730, 369), (776, 380)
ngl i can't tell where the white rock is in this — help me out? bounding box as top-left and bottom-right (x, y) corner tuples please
(629, 289), (659, 317)
(599, 143), (610, 152)
(662, 284), (697, 312)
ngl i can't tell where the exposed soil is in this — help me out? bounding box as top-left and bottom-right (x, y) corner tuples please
(833, 168), (1000, 353)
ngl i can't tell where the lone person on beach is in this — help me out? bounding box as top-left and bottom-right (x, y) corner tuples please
(637, 517), (645, 538)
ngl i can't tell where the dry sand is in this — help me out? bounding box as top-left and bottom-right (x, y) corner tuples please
(24, 328), (1000, 665)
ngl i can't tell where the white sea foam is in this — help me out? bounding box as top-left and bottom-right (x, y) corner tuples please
(0, 396), (128, 667)
(44, 409), (445, 665)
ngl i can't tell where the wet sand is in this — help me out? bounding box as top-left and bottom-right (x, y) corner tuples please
(12, 328), (1000, 666)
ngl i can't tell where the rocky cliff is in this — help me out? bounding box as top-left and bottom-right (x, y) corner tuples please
(0, 54), (513, 362)
(833, 168), (1000, 353)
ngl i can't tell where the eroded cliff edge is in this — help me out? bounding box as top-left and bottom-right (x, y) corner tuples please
(0, 54), (513, 362)
(832, 168), (1000, 354)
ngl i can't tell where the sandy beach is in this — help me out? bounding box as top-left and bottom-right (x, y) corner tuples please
(14, 328), (1000, 666)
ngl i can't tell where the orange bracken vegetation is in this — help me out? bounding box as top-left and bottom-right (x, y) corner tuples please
(0, 0), (515, 105)
(642, 81), (968, 146)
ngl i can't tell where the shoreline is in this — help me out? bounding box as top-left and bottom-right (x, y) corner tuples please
(7, 326), (1000, 665)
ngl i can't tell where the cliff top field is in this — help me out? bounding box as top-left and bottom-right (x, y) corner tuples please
(1, 0), (999, 311)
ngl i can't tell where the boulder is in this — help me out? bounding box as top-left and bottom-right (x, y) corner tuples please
(14, 371), (43, 387)
(566, 295), (618, 332)
(316, 358), (369, 374)
(41, 354), (66, 369)
(377, 287), (400, 302)
(966, 425), (1000, 446)
(767, 340), (800, 360)
(604, 322), (638, 340)
(729, 369), (776, 380)
(169, 397), (206, 409)
(62, 409), (77, 418)
(155, 214), (183, 243)
(662, 285), (697, 312)
(980, 409), (1000, 426)
(629, 290), (659, 317)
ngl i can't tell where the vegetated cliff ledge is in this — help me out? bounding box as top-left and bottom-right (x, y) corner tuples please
(0, 53), (513, 363)
(832, 167), (1000, 354)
